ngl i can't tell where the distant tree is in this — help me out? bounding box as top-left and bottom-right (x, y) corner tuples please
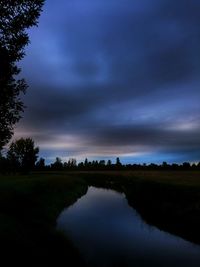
(99, 160), (105, 166)
(63, 162), (68, 169)
(0, 0), (44, 150)
(67, 158), (77, 169)
(148, 163), (158, 169)
(78, 162), (84, 169)
(162, 161), (169, 169)
(51, 157), (63, 170)
(191, 163), (196, 169)
(36, 157), (45, 170)
(116, 157), (122, 168)
(171, 163), (179, 170)
(182, 162), (190, 170)
(84, 158), (88, 167)
(107, 159), (112, 169)
(91, 160), (96, 168)
(94, 160), (99, 168)
(7, 138), (39, 172)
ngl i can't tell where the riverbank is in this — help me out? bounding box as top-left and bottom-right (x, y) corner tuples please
(1, 170), (200, 266)
(0, 173), (88, 266)
(79, 170), (200, 244)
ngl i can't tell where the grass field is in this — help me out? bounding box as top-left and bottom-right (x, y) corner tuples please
(1, 170), (200, 266)
(0, 172), (88, 267)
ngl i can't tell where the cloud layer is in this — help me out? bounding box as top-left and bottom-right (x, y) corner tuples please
(15, 0), (200, 163)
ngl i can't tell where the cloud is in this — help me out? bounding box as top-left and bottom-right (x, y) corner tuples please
(15, 0), (200, 163)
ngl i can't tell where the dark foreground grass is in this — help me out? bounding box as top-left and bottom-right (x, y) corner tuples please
(1, 170), (200, 267)
(0, 173), (88, 267)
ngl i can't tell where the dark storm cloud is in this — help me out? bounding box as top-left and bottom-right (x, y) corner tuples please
(91, 124), (200, 150)
(16, 0), (200, 162)
(22, 0), (200, 90)
(55, 0), (200, 88)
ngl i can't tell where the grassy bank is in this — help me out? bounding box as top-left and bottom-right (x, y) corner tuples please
(0, 172), (88, 267)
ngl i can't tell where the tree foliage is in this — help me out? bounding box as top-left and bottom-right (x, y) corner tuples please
(0, 0), (44, 149)
(35, 157), (45, 170)
(51, 157), (63, 171)
(7, 137), (39, 172)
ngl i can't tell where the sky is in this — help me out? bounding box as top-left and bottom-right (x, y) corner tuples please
(14, 0), (200, 164)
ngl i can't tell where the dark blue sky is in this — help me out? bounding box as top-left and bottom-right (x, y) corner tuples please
(15, 0), (200, 164)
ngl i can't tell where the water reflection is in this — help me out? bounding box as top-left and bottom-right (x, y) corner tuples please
(57, 186), (200, 267)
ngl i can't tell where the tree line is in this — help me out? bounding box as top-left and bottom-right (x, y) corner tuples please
(1, 137), (200, 173)
(40, 158), (200, 171)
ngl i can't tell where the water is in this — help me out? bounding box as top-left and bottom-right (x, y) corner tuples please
(57, 186), (200, 267)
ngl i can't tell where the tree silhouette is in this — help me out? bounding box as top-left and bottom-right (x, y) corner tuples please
(84, 158), (88, 167)
(67, 158), (77, 168)
(36, 157), (45, 170)
(7, 138), (39, 172)
(51, 157), (63, 170)
(0, 0), (44, 150)
(107, 159), (112, 166)
(116, 157), (122, 168)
